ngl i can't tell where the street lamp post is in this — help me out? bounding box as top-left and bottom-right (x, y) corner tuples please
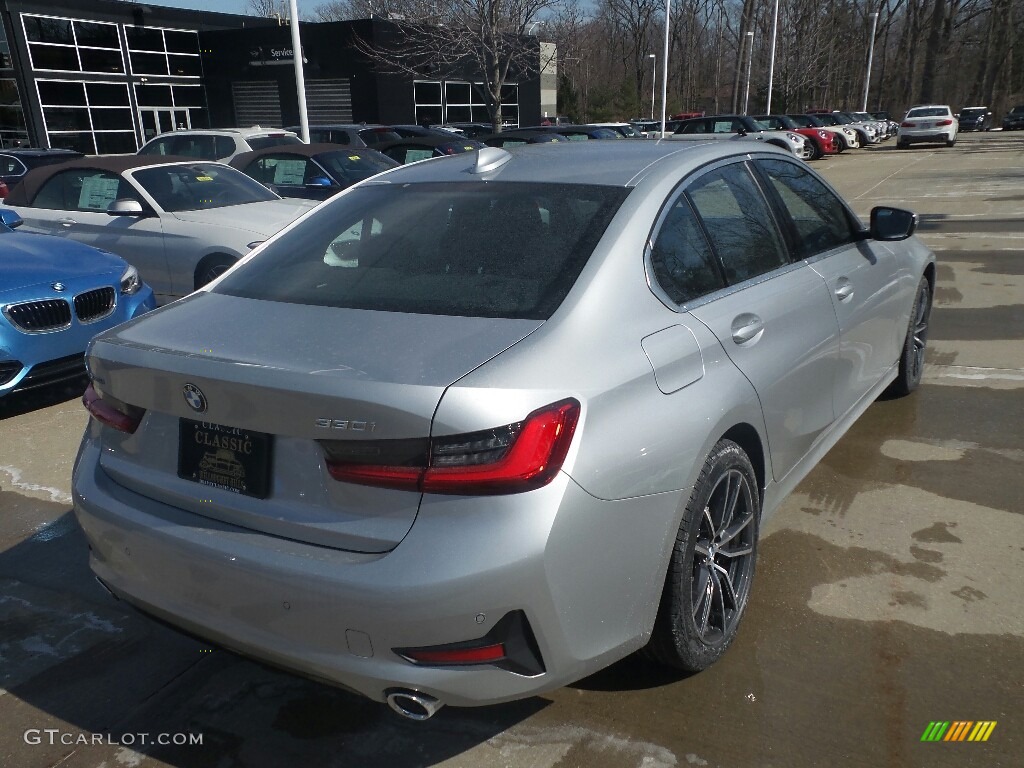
(659, 0), (671, 136)
(648, 53), (657, 120)
(862, 11), (879, 112)
(742, 31), (754, 116)
(766, 0), (780, 114)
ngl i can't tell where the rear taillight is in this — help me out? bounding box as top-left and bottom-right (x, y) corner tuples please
(901, 121), (914, 127)
(937, 119), (953, 126)
(83, 382), (144, 434)
(322, 399), (580, 495)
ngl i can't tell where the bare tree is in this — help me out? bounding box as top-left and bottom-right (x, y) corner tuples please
(248, 0), (281, 16)
(348, 0), (559, 130)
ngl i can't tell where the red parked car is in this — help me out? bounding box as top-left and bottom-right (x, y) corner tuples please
(753, 115), (838, 160)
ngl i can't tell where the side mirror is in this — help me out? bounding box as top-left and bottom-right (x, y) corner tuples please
(306, 176), (334, 187)
(107, 198), (146, 216)
(0, 208), (23, 229)
(870, 206), (917, 241)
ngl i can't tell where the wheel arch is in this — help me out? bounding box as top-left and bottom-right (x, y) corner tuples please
(193, 251), (239, 289)
(719, 422), (767, 503)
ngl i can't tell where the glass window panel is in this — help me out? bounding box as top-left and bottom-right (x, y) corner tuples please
(126, 26), (164, 52)
(168, 54), (201, 77)
(38, 80), (86, 106)
(446, 105), (471, 123)
(414, 81), (441, 104)
(0, 41), (14, 71)
(414, 106), (442, 126)
(500, 84), (518, 104)
(47, 132), (95, 154)
(42, 106), (91, 131)
(0, 105), (28, 148)
(86, 82), (130, 107)
(445, 82), (471, 104)
(30, 44), (80, 72)
(95, 131), (139, 155)
(651, 198), (726, 304)
(0, 79), (23, 107)
(188, 109), (209, 128)
(171, 85), (204, 108)
(79, 48), (124, 74)
(756, 158), (857, 258)
(686, 164), (788, 284)
(74, 21), (120, 49)
(24, 16), (74, 45)
(130, 51), (168, 76)
(164, 30), (199, 55)
(137, 84), (173, 107)
(91, 108), (133, 130)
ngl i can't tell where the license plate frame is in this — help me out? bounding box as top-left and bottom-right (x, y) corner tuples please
(178, 419), (272, 499)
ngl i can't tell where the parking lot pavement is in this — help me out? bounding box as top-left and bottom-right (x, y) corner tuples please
(1, 131), (1021, 767)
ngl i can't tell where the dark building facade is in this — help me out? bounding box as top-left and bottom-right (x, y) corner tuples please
(199, 19), (542, 130)
(0, 0), (271, 152)
(0, 1), (542, 153)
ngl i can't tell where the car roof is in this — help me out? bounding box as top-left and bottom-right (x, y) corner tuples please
(360, 140), (761, 188)
(0, 148), (83, 158)
(143, 126), (297, 142)
(228, 143), (389, 168)
(3, 155), (209, 206)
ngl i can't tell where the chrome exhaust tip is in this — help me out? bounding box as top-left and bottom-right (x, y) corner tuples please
(385, 689), (443, 721)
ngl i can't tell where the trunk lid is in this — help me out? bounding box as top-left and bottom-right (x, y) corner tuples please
(87, 292), (541, 551)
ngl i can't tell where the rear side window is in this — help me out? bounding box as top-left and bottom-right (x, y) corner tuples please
(650, 197), (726, 304)
(215, 182), (629, 319)
(686, 163), (788, 284)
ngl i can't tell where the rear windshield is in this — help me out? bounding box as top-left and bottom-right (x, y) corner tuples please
(247, 135), (303, 151)
(960, 108), (986, 117)
(907, 107), (950, 118)
(318, 150), (398, 182)
(215, 181), (629, 319)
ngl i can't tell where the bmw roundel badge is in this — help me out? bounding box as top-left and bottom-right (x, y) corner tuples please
(183, 383), (207, 413)
(52, 282), (66, 292)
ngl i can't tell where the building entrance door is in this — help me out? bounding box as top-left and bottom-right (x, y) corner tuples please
(140, 109), (190, 143)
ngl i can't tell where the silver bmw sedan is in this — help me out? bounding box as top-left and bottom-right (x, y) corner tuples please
(73, 141), (934, 719)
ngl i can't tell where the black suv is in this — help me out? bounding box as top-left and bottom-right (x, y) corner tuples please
(1002, 106), (1024, 130)
(959, 107), (992, 131)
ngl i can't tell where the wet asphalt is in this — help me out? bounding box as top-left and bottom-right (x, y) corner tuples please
(1, 131), (1021, 767)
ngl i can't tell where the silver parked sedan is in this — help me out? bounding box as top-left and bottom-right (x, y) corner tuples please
(73, 141), (934, 718)
(2, 157), (317, 304)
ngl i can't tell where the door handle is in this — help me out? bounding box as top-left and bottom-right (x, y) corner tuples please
(731, 313), (764, 345)
(834, 279), (854, 302)
(58, 218), (77, 228)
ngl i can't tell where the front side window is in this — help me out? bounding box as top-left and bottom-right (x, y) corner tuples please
(246, 154), (315, 186)
(317, 151), (397, 183)
(215, 182), (629, 320)
(756, 158), (858, 258)
(32, 169), (135, 211)
(650, 196), (726, 305)
(686, 163), (788, 284)
(132, 163), (276, 211)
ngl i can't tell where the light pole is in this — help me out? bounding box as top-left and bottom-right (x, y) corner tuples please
(660, 1), (671, 136)
(648, 53), (657, 120)
(862, 11), (879, 112)
(742, 31), (754, 116)
(766, 0), (780, 114)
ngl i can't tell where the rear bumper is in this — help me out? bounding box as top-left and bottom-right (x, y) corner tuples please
(898, 129), (956, 144)
(73, 434), (683, 707)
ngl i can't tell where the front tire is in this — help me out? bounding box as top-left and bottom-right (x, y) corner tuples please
(887, 275), (932, 397)
(645, 440), (760, 672)
(194, 255), (237, 290)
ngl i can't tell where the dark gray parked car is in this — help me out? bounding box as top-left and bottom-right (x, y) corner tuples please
(74, 142), (934, 719)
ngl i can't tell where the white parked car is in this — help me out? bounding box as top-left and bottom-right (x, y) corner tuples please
(2, 156), (317, 304)
(898, 105), (958, 149)
(138, 127), (303, 162)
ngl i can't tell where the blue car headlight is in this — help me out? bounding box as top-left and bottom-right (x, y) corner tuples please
(120, 265), (141, 295)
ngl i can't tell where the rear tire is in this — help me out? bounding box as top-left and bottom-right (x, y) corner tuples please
(644, 440), (759, 672)
(887, 275), (932, 397)
(946, 137), (957, 147)
(897, 140), (908, 149)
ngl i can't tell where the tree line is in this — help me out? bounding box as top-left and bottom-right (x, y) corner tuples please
(248, 0), (1024, 123)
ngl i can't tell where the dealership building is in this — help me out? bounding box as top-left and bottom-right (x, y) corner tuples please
(0, 0), (545, 153)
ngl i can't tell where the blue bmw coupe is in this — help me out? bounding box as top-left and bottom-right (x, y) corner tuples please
(1, 209), (155, 398)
